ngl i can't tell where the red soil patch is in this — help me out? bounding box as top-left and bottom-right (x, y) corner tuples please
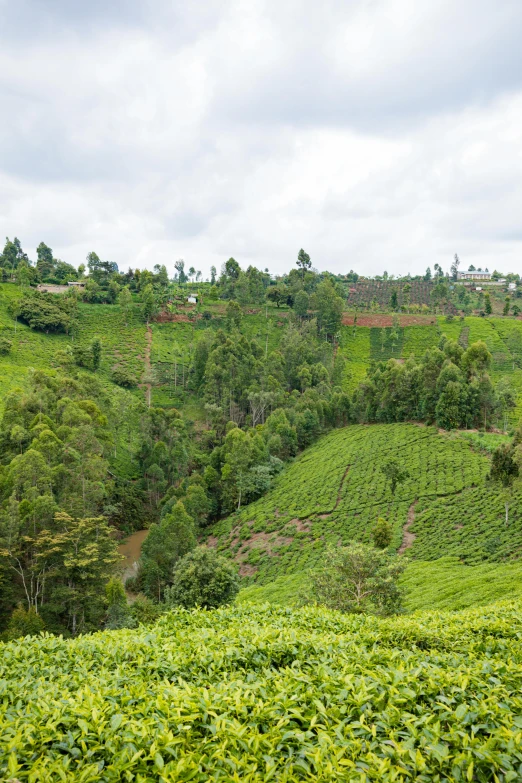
(289, 518), (312, 532)
(342, 314), (437, 327)
(154, 312), (195, 323)
(239, 564), (258, 577)
(398, 502), (417, 555)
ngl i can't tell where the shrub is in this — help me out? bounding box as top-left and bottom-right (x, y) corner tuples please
(165, 546), (240, 609)
(372, 517), (393, 549)
(111, 368), (137, 388)
(104, 577), (135, 630)
(309, 542), (406, 615)
(0, 336), (12, 355)
(4, 605), (45, 640)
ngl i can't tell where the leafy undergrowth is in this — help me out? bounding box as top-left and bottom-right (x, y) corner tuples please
(208, 424), (496, 583)
(2, 601), (522, 781)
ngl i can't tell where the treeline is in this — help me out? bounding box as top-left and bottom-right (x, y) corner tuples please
(355, 336), (513, 430)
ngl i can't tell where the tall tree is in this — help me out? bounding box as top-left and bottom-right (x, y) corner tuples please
(296, 248), (311, 280)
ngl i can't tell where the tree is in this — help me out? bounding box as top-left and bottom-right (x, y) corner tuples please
(188, 266), (196, 281)
(293, 289), (309, 318)
(104, 577), (135, 630)
(266, 286), (288, 308)
(210, 265), (217, 285)
(381, 459), (409, 496)
(141, 284), (158, 323)
(36, 242), (55, 280)
(174, 259), (187, 284)
(389, 288), (398, 310)
(309, 543), (406, 615)
(503, 297), (511, 316)
(490, 445), (518, 527)
(91, 338), (102, 371)
(424, 267), (432, 281)
(372, 517), (393, 549)
(313, 278), (344, 339)
(485, 292), (492, 315)
(118, 286), (132, 326)
(165, 546), (240, 609)
(451, 253), (460, 281)
(140, 501), (196, 601)
(296, 248), (311, 280)
(226, 300), (243, 329)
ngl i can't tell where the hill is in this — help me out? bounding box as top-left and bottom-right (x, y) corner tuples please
(2, 600), (522, 781)
(207, 423), (519, 579)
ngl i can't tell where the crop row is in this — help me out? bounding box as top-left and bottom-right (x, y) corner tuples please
(2, 601), (522, 781)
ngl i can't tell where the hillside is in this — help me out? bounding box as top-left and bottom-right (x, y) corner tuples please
(207, 423), (520, 584)
(2, 600), (522, 781)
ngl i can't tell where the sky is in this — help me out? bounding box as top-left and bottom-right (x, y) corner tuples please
(1, 0), (522, 279)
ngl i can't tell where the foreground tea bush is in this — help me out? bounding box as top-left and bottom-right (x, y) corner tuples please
(2, 601), (522, 781)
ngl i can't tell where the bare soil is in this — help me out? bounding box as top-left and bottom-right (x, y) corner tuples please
(398, 502), (417, 555)
(342, 314), (437, 327)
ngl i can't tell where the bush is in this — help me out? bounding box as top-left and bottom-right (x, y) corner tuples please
(111, 368), (137, 388)
(372, 517), (393, 549)
(129, 595), (163, 625)
(104, 577), (135, 630)
(309, 542), (406, 615)
(0, 336), (12, 355)
(4, 605), (45, 640)
(165, 546), (240, 609)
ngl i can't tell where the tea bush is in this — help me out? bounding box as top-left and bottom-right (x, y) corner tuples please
(2, 600), (522, 781)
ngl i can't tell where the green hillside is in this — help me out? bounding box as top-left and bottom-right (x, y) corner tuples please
(207, 423), (521, 585)
(3, 600), (522, 781)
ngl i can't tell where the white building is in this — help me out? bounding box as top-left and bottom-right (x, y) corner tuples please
(457, 270), (491, 281)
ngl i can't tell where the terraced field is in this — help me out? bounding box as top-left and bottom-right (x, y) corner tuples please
(207, 424), (505, 584)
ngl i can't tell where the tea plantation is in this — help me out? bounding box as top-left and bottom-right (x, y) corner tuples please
(207, 423), (514, 584)
(2, 600), (522, 781)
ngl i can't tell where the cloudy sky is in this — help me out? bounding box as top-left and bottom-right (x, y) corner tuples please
(1, 0), (522, 278)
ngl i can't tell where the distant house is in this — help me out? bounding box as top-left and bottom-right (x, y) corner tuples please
(509, 282), (517, 291)
(187, 295), (198, 304)
(457, 270), (491, 281)
(37, 280), (86, 294)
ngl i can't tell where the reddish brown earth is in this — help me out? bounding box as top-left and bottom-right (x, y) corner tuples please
(398, 502), (417, 555)
(342, 314), (437, 327)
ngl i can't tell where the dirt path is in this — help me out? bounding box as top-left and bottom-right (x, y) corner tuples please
(398, 502), (417, 555)
(143, 324), (152, 407)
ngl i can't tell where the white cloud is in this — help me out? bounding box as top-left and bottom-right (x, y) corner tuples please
(1, 0), (522, 278)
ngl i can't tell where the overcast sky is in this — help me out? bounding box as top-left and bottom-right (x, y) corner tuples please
(1, 0), (522, 279)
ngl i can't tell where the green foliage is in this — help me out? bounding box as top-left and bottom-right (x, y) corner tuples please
(309, 542), (406, 615)
(165, 546), (240, 609)
(0, 336), (12, 355)
(140, 501), (196, 600)
(372, 516), (393, 548)
(17, 291), (76, 333)
(381, 459), (409, 495)
(208, 424), (490, 585)
(104, 577), (135, 630)
(3, 600), (522, 780)
(111, 367), (137, 387)
(4, 604), (44, 640)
